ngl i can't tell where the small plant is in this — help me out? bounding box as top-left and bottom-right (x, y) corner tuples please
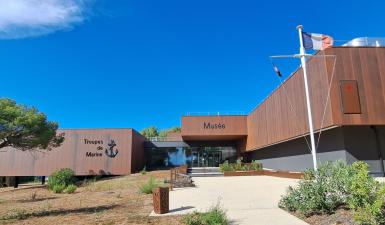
(140, 167), (147, 175)
(30, 191), (37, 201)
(233, 158), (243, 171)
(219, 161), (233, 172)
(64, 184), (77, 194)
(139, 177), (160, 194)
(183, 203), (228, 225)
(52, 184), (66, 193)
(47, 168), (76, 191)
(219, 160), (262, 172)
(347, 162), (379, 210)
(250, 160), (262, 170)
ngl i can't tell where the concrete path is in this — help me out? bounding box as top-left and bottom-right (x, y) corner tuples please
(151, 176), (308, 225)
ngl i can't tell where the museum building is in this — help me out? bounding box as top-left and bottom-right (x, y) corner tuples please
(1, 39), (385, 176)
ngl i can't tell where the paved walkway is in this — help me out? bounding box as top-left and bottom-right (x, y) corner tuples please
(151, 176), (308, 225)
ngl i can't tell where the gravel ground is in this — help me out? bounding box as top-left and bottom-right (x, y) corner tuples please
(0, 171), (183, 225)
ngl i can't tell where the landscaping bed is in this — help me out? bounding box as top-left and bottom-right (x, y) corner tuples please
(279, 161), (385, 225)
(292, 207), (357, 225)
(220, 159), (304, 179)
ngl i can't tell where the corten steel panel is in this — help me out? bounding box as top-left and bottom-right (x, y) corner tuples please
(325, 47), (385, 125)
(246, 47), (385, 152)
(131, 130), (146, 173)
(0, 129), (145, 176)
(340, 80), (361, 114)
(181, 116), (247, 141)
(246, 52), (334, 151)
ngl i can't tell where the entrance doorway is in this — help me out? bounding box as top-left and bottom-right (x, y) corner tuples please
(191, 149), (222, 167)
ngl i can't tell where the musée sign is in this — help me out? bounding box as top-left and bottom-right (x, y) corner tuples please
(203, 122), (226, 129)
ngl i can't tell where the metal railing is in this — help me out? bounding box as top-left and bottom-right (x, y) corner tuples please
(343, 37), (385, 47)
(146, 136), (182, 142)
(184, 111), (246, 116)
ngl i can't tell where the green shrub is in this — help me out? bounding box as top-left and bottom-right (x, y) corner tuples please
(183, 203), (228, 225)
(64, 184), (77, 194)
(279, 161), (355, 215)
(139, 177), (160, 194)
(219, 161), (233, 172)
(219, 160), (262, 172)
(250, 160), (262, 171)
(52, 184), (66, 193)
(353, 182), (385, 225)
(347, 162), (379, 210)
(279, 161), (385, 224)
(48, 168), (76, 191)
(232, 158), (243, 171)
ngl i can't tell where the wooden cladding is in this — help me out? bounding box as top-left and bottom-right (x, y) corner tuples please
(340, 80), (361, 114)
(246, 47), (385, 151)
(246, 53), (334, 151)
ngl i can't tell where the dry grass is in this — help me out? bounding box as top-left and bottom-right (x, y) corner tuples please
(0, 170), (183, 225)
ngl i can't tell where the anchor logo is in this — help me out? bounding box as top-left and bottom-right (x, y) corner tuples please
(105, 140), (119, 158)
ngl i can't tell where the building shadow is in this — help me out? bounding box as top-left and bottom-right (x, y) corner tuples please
(6, 204), (120, 220)
(17, 196), (58, 203)
(168, 206), (195, 213)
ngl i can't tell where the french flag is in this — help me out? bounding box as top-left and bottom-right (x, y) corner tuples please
(302, 32), (333, 50)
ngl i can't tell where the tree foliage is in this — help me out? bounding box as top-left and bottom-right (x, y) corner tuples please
(159, 126), (181, 137)
(0, 98), (64, 151)
(140, 126), (159, 138)
(140, 126), (181, 138)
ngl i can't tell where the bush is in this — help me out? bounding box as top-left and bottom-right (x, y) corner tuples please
(250, 160), (262, 171)
(347, 162), (379, 210)
(64, 184), (77, 194)
(349, 162), (385, 225)
(48, 168), (76, 193)
(48, 168), (76, 190)
(52, 184), (66, 193)
(139, 177), (160, 194)
(183, 203), (228, 225)
(279, 161), (355, 215)
(219, 159), (263, 172)
(279, 161), (385, 224)
(219, 161), (233, 172)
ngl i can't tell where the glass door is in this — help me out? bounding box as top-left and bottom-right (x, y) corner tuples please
(191, 149), (222, 167)
(207, 151), (222, 167)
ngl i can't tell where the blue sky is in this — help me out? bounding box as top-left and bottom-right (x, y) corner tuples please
(1, 0), (385, 131)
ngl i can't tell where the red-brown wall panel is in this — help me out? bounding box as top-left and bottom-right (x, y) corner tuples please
(0, 129), (144, 176)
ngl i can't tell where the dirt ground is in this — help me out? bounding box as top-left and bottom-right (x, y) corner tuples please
(0, 171), (183, 225)
(291, 208), (357, 225)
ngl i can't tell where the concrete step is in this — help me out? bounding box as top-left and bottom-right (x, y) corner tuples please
(188, 172), (223, 177)
(188, 167), (223, 177)
(188, 167), (221, 173)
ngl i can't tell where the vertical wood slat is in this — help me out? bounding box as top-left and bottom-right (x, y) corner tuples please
(247, 47), (385, 151)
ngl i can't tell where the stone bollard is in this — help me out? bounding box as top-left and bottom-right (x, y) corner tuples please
(152, 187), (169, 214)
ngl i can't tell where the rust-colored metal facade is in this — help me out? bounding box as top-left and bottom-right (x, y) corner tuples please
(246, 47), (385, 151)
(181, 115), (247, 141)
(180, 47), (385, 153)
(0, 129), (145, 176)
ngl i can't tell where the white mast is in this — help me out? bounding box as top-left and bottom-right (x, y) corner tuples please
(296, 25), (318, 171)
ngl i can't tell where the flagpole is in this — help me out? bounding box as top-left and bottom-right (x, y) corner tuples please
(296, 25), (318, 171)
